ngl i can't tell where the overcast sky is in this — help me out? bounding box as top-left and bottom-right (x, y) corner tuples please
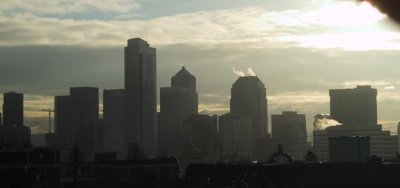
(1, 0), (400, 136)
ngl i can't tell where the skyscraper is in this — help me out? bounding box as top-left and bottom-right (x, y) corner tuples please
(103, 89), (125, 157)
(3, 92), (23, 127)
(158, 66), (198, 156)
(230, 76), (268, 140)
(218, 113), (252, 160)
(329, 85), (377, 127)
(0, 92), (30, 149)
(230, 76), (268, 160)
(54, 95), (71, 149)
(182, 114), (218, 163)
(70, 87), (100, 159)
(271, 111), (307, 160)
(124, 38), (157, 156)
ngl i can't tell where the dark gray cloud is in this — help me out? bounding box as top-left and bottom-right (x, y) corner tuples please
(0, 45), (124, 95)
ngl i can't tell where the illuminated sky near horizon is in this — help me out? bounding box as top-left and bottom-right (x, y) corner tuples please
(1, 0), (400, 136)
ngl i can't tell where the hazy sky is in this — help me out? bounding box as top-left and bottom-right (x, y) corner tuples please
(1, 0), (400, 136)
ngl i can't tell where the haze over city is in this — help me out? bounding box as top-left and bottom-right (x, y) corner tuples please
(1, 0), (400, 140)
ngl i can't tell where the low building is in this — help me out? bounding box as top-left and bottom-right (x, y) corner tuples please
(329, 136), (370, 163)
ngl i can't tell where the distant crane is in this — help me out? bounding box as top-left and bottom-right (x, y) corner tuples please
(41, 108), (54, 134)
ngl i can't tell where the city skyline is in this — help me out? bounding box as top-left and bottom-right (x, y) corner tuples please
(1, 0), (400, 138)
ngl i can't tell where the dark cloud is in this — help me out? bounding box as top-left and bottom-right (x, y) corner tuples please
(0, 45), (124, 95)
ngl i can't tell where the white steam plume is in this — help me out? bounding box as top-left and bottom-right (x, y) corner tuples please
(232, 67), (245, 77)
(232, 67), (257, 77)
(313, 114), (342, 130)
(247, 67), (256, 76)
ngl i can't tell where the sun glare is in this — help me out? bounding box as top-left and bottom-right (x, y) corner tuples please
(304, 1), (385, 27)
(268, 1), (399, 50)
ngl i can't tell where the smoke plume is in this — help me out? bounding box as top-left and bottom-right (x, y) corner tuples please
(359, 0), (400, 24)
(313, 114), (342, 130)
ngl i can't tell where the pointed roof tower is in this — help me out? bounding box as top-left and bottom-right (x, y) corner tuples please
(171, 66), (196, 91)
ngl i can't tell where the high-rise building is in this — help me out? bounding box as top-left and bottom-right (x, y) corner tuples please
(271, 111), (307, 160)
(230, 76), (268, 160)
(218, 113), (252, 160)
(0, 92), (30, 149)
(124, 38), (157, 156)
(54, 95), (71, 149)
(314, 86), (398, 162)
(182, 114), (218, 163)
(103, 89), (125, 157)
(3, 92), (23, 127)
(158, 66), (198, 157)
(70, 87), (100, 159)
(329, 85), (377, 127)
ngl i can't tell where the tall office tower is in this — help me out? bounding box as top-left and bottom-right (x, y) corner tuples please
(271, 111), (307, 160)
(124, 38), (157, 156)
(3, 92), (23, 127)
(230, 76), (268, 160)
(103, 89), (125, 157)
(159, 66), (198, 157)
(329, 85), (377, 127)
(54, 95), (71, 149)
(70, 87), (100, 159)
(0, 92), (30, 149)
(182, 114), (218, 163)
(218, 113), (252, 160)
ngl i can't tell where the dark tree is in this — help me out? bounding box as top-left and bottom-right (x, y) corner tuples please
(304, 150), (319, 162)
(367, 155), (382, 164)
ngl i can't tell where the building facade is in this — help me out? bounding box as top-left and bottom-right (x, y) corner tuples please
(124, 38), (157, 156)
(230, 76), (268, 160)
(182, 114), (218, 163)
(0, 92), (30, 149)
(158, 66), (198, 157)
(103, 89), (125, 158)
(329, 85), (377, 127)
(3, 92), (23, 127)
(218, 113), (252, 161)
(271, 111), (308, 160)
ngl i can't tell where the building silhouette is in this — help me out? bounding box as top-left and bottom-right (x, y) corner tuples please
(314, 86), (398, 162)
(51, 88), (101, 159)
(218, 113), (252, 161)
(182, 114), (218, 163)
(125, 38), (157, 156)
(103, 89), (125, 158)
(70, 87), (100, 159)
(0, 92), (31, 149)
(158, 66), (198, 157)
(329, 136), (370, 163)
(230, 76), (268, 160)
(3, 92), (23, 127)
(329, 85), (377, 127)
(54, 95), (71, 149)
(271, 111), (307, 160)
